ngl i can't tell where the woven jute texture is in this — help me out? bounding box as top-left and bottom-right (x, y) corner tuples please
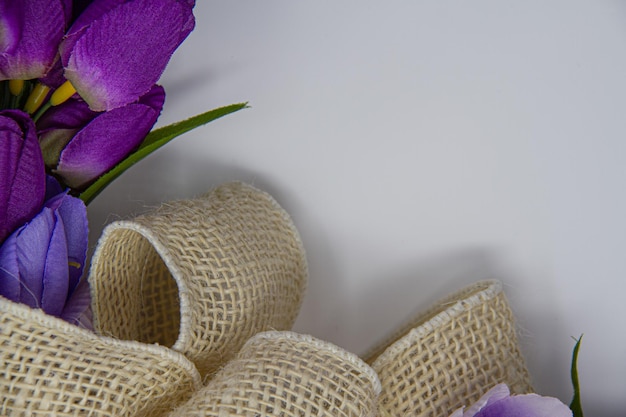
(89, 182), (308, 378)
(363, 280), (533, 417)
(168, 331), (381, 417)
(0, 295), (201, 417)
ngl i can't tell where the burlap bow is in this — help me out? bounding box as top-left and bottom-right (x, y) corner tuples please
(1, 182), (532, 417)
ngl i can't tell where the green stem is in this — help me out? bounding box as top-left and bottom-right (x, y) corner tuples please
(32, 101), (53, 123)
(10, 90), (23, 109)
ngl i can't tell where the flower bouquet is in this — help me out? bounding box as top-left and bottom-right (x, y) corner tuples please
(1, 1), (588, 417)
(1, 0), (245, 326)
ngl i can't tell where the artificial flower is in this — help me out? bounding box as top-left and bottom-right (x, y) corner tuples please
(0, 109), (46, 243)
(60, 0), (195, 111)
(37, 84), (165, 190)
(0, 0), (243, 330)
(0, 0), (69, 81)
(449, 384), (572, 417)
(0, 180), (89, 324)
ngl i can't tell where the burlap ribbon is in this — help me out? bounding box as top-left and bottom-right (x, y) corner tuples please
(0, 296), (202, 416)
(1, 181), (534, 417)
(168, 331), (381, 417)
(88, 182), (308, 378)
(363, 280), (533, 417)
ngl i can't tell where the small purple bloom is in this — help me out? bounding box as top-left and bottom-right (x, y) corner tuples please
(0, 183), (89, 326)
(0, 0), (68, 80)
(37, 84), (165, 190)
(0, 110), (46, 243)
(449, 384), (572, 417)
(60, 0), (194, 111)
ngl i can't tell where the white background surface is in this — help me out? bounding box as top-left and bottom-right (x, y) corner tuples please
(89, 2), (625, 415)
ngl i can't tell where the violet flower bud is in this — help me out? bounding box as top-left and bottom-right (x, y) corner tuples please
(0, 179), (89, 326)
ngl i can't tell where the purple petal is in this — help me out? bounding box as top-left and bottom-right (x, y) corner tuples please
(37, 98), (97, 132)
(463, 384), (511, 417)
(63, 0), (194, 61)
(0, 110), (46, 243)
(39, 60), (67, 89)
(61, 0), (193, 110)
(0, 191), (88, 320)
(41, 209), (70, 316)
(138, 84), (166, 111)
(37, 98), (98, 168)
(475, 394), (572, 417)
(60, 277), (93, 329)
(54, 193), (88, 292)
(178, 0), (196, 42)
(14, 207), (57, 309)
(61, 0), (73, 22)
(65, 0), (126, 40)
(54, 89), (163, 189)
(0, 235), (20, 302)
(0, 0), (67, 80)
(45, 175), (65, 202)
(7, 192), (88, 318)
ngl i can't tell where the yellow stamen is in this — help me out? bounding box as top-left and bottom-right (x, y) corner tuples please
(68, 261), (82, 269)
(50, 80), (77, 106)
(24, 83), (51, 114)
(9, 79), (24, 96)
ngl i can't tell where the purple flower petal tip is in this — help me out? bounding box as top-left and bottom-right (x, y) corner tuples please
(54, 85), (164, 189)
(0, 0), (67, 80)
(448, 384), (572, 417)
(61, 0), (194, 111)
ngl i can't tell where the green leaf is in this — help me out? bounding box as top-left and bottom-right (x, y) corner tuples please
(78, 102), (248, 205)
(570, 335), (584, 417)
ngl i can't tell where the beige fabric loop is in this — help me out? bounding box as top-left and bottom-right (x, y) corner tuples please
(364, 280), (533, 417)
(0, 296), (201, 417)
(88, 182), (308, 378)
(168, 331), (381, 417)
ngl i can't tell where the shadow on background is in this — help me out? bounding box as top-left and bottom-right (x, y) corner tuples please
(87, 149), (273, 249)
(349, 248), (504, 356)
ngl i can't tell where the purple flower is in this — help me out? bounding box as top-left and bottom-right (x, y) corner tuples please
(0, 110), (46, 243)
(59, 0), (194, 111)
(449, 384), (572, 417)
(0, 0), (69, 80)
(37, 84), (165, 190)
(0, 181), (90, 326)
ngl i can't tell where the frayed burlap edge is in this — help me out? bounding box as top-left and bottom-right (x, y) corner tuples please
(91, 220), (195, 349)
(89, 181), (309, 377)
(363, 280), (504, 363)
(364, 280), (533, 417)
(169, 331), (381, 417)
(0, 295), (201, 417)
(252, 330), (383, 397)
